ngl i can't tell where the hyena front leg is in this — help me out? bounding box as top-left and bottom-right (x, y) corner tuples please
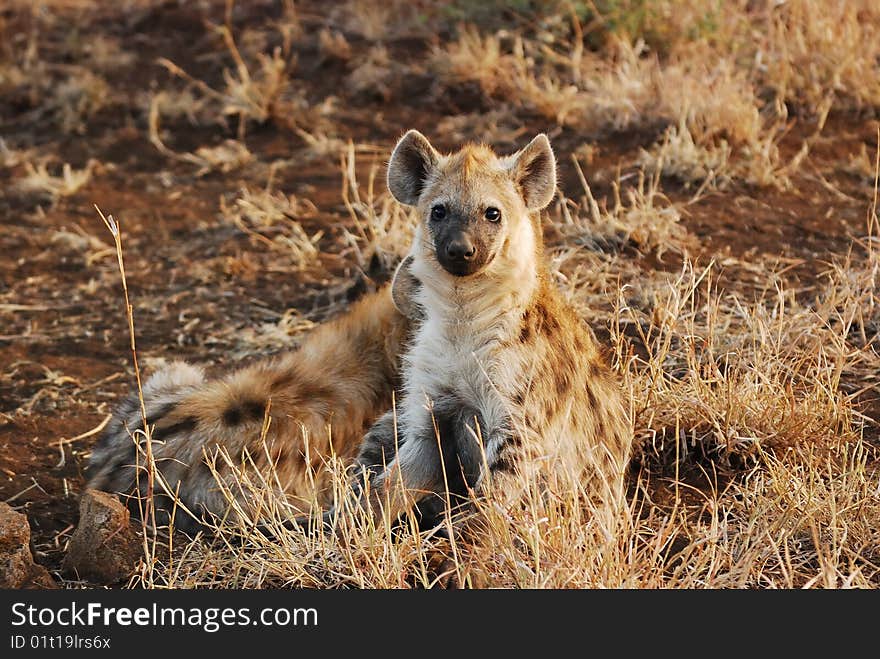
(349, 407), (444, 524)
(354, 398), (507, 528)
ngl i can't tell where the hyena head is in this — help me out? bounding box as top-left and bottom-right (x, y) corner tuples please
(387, 130), (557, 279)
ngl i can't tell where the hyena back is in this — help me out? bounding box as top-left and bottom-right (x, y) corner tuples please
(345, 130), (634, 527)
(88, 283), (410, 532)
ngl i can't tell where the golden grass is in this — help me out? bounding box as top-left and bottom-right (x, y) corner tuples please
(556, 157), (693, 259)
(430, 1), (880, 188)
(156, 29), (290, 140)
(759, 0), (880, 112)
(101, 0), (880, 583)
(339, 143), (417, 270)
(220, 184), (321, 269)
(133, 425), (878, 589)
(17, 159), (98, 200)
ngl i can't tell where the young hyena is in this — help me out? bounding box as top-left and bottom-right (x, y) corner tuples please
(334, 130), (634, 529)
(87, 283), (412, 533)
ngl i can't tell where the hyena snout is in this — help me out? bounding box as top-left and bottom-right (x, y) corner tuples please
(436, 229), (486, 277)
(445, 232), (476, 261)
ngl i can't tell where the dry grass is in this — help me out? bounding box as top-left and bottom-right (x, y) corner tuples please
(556, 157), (693, 259)
(156, 27), (291, 140)
(430, 1), (879, 189)
(219, 184), (321, 269)
(149, 94), (255, 176)
(95, 3), (880, 589)
(16, 159), (98, 201)
(759, 0), (880, 112)
(339, 143), (417, 270)
(133, 402), (877, 589)
(333, 0), (427, 41)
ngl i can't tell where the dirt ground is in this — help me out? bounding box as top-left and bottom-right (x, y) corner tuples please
(1, 0), (878, 586)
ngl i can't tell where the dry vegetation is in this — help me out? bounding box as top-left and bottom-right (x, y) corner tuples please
(1, 0), (878, 589)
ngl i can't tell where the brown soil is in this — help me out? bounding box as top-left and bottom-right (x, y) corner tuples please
(1, 0), (877, 583)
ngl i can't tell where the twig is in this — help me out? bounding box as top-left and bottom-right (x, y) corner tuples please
(95, 205), (158, 574)
(57, 413), (112, 447)
(4, 478), (46, 504)
(55, 414), (112, 468)
(0, 304), (51, 312)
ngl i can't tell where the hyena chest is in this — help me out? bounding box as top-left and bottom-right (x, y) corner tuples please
(403, 321), (515, 435)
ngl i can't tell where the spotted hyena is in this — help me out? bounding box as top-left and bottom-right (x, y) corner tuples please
(334, 130), (634, 529)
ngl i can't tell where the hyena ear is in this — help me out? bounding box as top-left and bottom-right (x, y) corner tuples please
(509, 133), (557, 211)
(387, 130), (440, 206)
(390, 254), (423, 321)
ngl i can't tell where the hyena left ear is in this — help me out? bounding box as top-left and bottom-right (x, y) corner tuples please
(509, 134), (557, 211)
(387, 130), (440, 206)
(390, 254), (423, 321)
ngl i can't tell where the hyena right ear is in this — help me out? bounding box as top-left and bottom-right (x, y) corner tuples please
(509, 133), (557, 211)
(387, 130), (439, 206)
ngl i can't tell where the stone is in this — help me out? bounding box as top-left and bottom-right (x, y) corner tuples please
(62, 489), (141, 584)
(0, 502), (56, 589)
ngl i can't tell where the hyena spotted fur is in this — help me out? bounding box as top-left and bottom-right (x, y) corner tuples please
(87, 284), (411, 533)
(334, 130), (634, 528)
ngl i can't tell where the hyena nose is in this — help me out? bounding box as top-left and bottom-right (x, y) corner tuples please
(446, 236), (476, 261)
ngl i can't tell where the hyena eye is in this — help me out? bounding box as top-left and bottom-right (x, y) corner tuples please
(485, 207), (501, 222)
(430, 204), (446, 221)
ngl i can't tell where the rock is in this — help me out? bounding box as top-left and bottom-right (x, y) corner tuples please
(62, 489), (141, 584)
(0, 502), (56, 589)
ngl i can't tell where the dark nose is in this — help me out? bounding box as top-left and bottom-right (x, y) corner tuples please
(445, 235), (476, 261)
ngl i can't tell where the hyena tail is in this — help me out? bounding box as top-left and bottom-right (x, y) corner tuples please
(86, 361), (213, 530)
(87, 361), (205, 494)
